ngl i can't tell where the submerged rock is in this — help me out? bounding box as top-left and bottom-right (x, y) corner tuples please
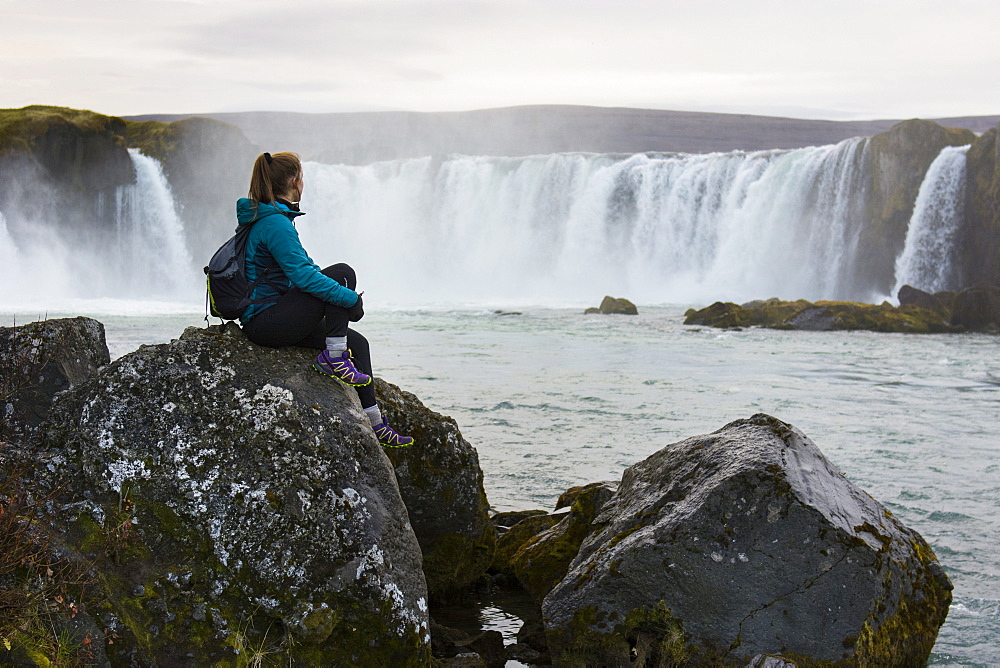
(375, 377), (497, 599)
(542, 414), (951, 666)
(36, 323), (430, 664)
(585, 296), (638, 315)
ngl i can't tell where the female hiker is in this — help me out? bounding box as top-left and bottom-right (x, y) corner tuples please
(236, 151), (413, 447)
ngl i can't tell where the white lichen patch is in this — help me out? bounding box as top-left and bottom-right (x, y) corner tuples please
(106, 459), (151, 493)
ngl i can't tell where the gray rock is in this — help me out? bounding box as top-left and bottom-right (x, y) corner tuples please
(375, 377), (497, 598)
(542, 414), (951, 666)
(0, 316), (109, 433)
(950, 285), (1000, 330)
(38, 323), (430, 664)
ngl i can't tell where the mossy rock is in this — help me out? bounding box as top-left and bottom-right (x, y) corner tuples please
(33, 323), (430, 664)
(542, 414), (951, 666)
(492, 513), (566, 575)
(375, 378), (497, 600)
(511, 482), (617, 602)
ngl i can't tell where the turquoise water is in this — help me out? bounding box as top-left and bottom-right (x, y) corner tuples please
(5, 306), (997, 664)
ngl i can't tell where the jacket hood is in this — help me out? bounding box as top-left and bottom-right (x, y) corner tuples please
(236, 198), (305, 226)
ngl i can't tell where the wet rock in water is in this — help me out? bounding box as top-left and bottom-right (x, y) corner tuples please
(746, 655), (799, 668)
(0, 316), (109, 433)
(510, 482), (618, 602)
(585, 296), (639, 315)
(685, 297), (958, 333)
(464, 629), (506, 667)
(492, 511), (567, 575)
(542, 414), (952, 666)
(375, 378), (497, 599)
(36, 323), (430, 664)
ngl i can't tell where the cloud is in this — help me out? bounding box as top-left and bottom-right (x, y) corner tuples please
(1, 0), (999, 117)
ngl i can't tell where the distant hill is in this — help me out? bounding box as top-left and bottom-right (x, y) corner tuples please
(127, 105), (1000, 164)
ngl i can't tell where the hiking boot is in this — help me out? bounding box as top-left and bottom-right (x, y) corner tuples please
(313, 349), (371, 387)
(374, 419), (413, 448)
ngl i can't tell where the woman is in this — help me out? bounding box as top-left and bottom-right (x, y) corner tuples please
(237, 151), (412, 447)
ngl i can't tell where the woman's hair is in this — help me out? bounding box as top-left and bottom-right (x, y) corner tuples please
(248, 151), (302, 203)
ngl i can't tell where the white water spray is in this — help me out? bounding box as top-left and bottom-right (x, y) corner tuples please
(0, 150), (197, 312)
(114, 149), (195, 298)
(300, 138), (872, 306)
(892, 145), (970, 296)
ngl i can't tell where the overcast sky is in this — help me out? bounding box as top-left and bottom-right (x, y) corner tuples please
(2, 0), (998, 120)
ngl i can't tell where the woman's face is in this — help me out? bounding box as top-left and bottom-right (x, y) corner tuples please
(291, 172), (304, 200)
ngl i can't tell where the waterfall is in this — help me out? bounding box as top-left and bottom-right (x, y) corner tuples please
(299, 138), (872, 306)
(113, 149), (194, 298)
(892, 145), (970, 297)
(0, 150), (196, 311)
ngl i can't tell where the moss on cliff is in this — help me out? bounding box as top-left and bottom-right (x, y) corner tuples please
(0, 106), (126, 154)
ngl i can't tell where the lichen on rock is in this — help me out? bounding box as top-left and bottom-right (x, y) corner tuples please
(541, 414), (952, 666)
(36, 323), (431, 664)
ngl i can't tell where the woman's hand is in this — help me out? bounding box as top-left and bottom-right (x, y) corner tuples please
(347, 293), (364, 322)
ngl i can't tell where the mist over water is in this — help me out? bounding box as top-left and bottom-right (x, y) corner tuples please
(298, 138), (883, 306)
(0, 139), (973, 312)
(0, 149), (199, 313)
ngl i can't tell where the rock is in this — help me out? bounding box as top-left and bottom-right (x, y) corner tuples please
(587, 296), (638, 315)
(492, 509), (549, 532)
(440, 653), (488, 667)
(684, 301), (750, 328)
(465, 629), (505, 667)
(36, 323), (430, 664)
(950, 285), (1000, 331)
(511, 482), (617, 601)
(492, 512), (567, 575)
(375, 377), (497, 599)
(897, 284), (944, 312)
(961, 124), (1000, 288)
(0, 317), (109, 434)
(684, 298), (957, 333)
(542, 414), (951, 666)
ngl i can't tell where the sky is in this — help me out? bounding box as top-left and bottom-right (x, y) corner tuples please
(2, 0), (999, 121)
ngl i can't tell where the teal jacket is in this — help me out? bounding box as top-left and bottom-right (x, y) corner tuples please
(236, 198), (359, 323)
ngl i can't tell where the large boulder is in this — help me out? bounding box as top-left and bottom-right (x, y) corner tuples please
(35, 323), (430, 664)
(375, 377), (497, 599)
(542, 414), (951, 666)
(0, 316), (109, 434)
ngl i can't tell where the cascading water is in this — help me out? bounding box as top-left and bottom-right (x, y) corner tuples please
(0, 150), (197, 311)
(299, 137), (873, 306)
(113, 149), (195, 298)
(892, 145), (970, 296)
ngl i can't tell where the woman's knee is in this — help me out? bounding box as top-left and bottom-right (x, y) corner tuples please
(321, 263), (356, 290)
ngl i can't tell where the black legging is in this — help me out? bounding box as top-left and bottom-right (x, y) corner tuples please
(242, 263), (376, 408)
